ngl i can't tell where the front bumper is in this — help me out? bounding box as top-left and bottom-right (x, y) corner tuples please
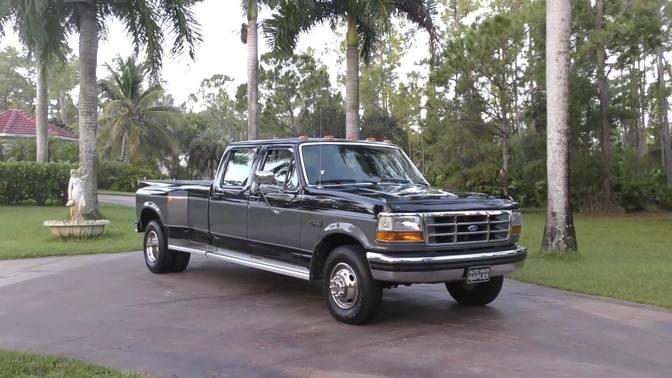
(367, 245), (527, 283)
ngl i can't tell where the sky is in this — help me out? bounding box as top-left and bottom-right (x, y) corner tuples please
(0, 1), (431, 106)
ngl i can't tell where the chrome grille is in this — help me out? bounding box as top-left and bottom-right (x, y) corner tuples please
(425, 211), (511, 246)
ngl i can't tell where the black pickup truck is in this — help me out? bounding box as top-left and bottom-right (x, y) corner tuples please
(136, 138), (526, 324)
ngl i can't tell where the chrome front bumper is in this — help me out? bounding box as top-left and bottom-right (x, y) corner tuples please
(367, 245), (527, 283)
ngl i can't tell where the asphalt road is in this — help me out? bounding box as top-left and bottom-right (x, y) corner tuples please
(0, 252), (671, 378)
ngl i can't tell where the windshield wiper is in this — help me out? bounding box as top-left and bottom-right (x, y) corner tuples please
(378, 178), (413, 184)
(318, 179), (378, 185)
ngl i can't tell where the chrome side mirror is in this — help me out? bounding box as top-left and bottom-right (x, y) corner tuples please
(254, 170), (275, 186)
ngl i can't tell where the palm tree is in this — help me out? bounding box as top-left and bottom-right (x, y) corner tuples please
(264, 0), (436, 140)
(98, 56), (183, 164)
(62, 0), (201, 218)
(1, 1), (68, 162)
(241, 0), (280, 140)
(543, 0), (577, 253)
(187, 137), (226, 179)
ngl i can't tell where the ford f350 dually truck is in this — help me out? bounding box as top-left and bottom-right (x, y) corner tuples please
(136, 138), (527, 324)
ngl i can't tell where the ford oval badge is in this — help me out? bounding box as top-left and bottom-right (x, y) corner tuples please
(467, 224), (479, 232)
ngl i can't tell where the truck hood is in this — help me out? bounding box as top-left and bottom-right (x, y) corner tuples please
(318, 184), (517, 213)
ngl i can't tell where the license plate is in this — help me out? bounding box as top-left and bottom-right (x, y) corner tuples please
(466, 266), (490, 284)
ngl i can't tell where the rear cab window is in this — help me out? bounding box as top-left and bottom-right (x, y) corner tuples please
(260, 148), (299, 191)
(220, 148), (256, 187)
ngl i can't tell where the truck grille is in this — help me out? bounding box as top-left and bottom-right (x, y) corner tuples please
(425, 211), (511, 246)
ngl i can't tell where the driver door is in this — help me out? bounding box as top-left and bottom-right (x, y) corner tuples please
(247, 147), (308, 266)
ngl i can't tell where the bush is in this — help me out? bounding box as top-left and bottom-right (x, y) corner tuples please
(98, 160), (164, 192)
(657, 187), (672, 211)
(0, 162), (73, 205)
(50, 140), (79, 162)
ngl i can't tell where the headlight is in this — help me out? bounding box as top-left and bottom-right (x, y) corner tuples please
(376, 213), (424, 242)
(511, 211), (522, 236)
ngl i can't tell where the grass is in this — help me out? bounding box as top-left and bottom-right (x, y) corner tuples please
(98, 190), (135, 196)
(0, 204), (140, 260)
(0, 350), (138, 378)
(513, 210), (672, 309)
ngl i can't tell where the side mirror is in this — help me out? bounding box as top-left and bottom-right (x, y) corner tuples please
(254, 170), (276, 186)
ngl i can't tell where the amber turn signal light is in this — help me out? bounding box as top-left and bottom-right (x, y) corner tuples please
(376, 231), (424, 242)
(511, 225), (522, 236)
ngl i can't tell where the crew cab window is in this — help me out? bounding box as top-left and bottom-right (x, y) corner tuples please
(221, 148), (255, 187)
(261, 148), (299, 191)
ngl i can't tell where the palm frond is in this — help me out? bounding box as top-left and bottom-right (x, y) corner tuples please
(263, 0), (337, 55)
(161, 0), (202, 60)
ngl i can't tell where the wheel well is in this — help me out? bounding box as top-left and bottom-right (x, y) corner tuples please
(139, 208), (161, 232)
(310, 233), (363, 280)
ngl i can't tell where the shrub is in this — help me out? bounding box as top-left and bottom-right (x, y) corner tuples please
(657, 187), (672, 211)
(50, 141), (79, 163)
(98, 160), (164, 192)
(0, 162), (73, 205)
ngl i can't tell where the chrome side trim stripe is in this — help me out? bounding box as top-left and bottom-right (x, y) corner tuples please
(167, 243), (310, 281)
(169, 244), (209, 255)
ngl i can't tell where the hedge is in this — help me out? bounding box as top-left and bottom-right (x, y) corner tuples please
(0, 162), (73, 205)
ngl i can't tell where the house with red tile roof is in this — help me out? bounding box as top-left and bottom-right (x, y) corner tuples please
(0, 109), (78, 142)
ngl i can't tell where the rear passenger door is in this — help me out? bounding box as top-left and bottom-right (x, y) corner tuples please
(209, 147), (257, 252)
(247, 147), (308, 266)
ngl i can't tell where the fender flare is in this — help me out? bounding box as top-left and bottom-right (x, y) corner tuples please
(138, 201), (164, 231)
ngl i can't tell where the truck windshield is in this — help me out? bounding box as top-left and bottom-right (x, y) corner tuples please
(301, 144), (427, 186)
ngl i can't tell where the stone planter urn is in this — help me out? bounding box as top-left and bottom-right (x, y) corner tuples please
(43, 219), (111, 239)
(43, 167), (111, 239)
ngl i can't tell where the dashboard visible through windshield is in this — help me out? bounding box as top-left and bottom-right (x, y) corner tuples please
(300, 143), (427, 187)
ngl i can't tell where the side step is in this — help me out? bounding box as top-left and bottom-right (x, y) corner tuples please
(168, 240), (310, 281)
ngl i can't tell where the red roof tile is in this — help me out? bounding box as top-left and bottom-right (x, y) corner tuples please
(0, 109), (77, 141)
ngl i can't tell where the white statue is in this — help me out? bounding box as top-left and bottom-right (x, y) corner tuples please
(67, 167), (87, 221)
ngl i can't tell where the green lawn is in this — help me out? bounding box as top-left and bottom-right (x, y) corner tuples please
(0, 350), (138, 378)
(513, 211), (672, 309)
(0, 204), (141, 260)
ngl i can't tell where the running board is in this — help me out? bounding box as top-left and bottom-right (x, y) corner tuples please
(168, 241), (310, 281)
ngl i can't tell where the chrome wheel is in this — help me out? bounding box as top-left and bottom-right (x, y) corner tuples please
(329, 262), (359, 310)
(145, 230), (159, 263)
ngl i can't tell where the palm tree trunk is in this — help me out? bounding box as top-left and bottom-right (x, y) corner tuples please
(543, 0), (577, 253)
(77, 0), (99, 218)
(638, 58), (647, 158)
(60, 93), (68, 125)
(36, 62), (48, 162)
(120, 132), (128, 163)
(594, 0), (611, 208)
(657, 47), (672, 187)
(247, 0), (259, 140)
(345, 15), (360, 140)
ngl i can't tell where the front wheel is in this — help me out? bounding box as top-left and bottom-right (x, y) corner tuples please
(446, 276), (504, 306)
(323, 245), (382, 325)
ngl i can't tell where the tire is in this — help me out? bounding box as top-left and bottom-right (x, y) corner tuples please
(323, 245), (382, 325)
(143, 220), (174, 274)
(170, 251), (191, 272)
(445, 276), (504, 306)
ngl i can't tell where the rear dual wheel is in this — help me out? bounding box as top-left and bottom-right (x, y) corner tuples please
(143, 220), (190, 273)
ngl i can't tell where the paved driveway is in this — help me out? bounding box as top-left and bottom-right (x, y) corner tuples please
(99, 194), (135, 208)
(0, 253), (670, 378)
